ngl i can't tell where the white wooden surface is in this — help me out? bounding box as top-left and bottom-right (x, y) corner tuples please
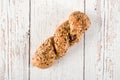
(0, 0), (120, 80)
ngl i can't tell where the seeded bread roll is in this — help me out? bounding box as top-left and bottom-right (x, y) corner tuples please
(32, 11), (91, 69)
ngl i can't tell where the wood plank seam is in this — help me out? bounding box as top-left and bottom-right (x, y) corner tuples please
(29, 0), (31, 80)
(83, 0), (86, 80)
(7, 0), (10, 80)
(103, 0), (106, 80)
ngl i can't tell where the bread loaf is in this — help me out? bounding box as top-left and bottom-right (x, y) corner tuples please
(32, 11), (91, 69)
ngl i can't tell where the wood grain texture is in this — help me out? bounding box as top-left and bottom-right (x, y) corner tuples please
(85, 0), (105, 80)
(30, 0), (84, 80)
(104, 0), (120, 80)
(8, 0), (30, 80)
(0, 0), (120, 80)
(0, 0), (30, 80)
(0, 0), (9, 80)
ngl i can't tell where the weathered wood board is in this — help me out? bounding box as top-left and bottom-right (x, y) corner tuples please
(0, 0), (120, 80)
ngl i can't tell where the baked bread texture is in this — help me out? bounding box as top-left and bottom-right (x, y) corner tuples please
(32, 11), (91, 69)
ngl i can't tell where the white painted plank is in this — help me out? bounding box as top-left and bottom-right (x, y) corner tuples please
(0, 0), (9, 80)
(31, 0), (84, 80)
(7, 0), (30, 80)
(1, 0), (120, 80)
(85, 0), (105, 80)
(104, 0), (120, 80)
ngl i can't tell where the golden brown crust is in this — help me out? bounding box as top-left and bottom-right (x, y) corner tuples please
(69, 11), (91, 45)
(32, 11), (91, 69)
(54, 21), (70, 58)
(32, 37), (56, 68)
